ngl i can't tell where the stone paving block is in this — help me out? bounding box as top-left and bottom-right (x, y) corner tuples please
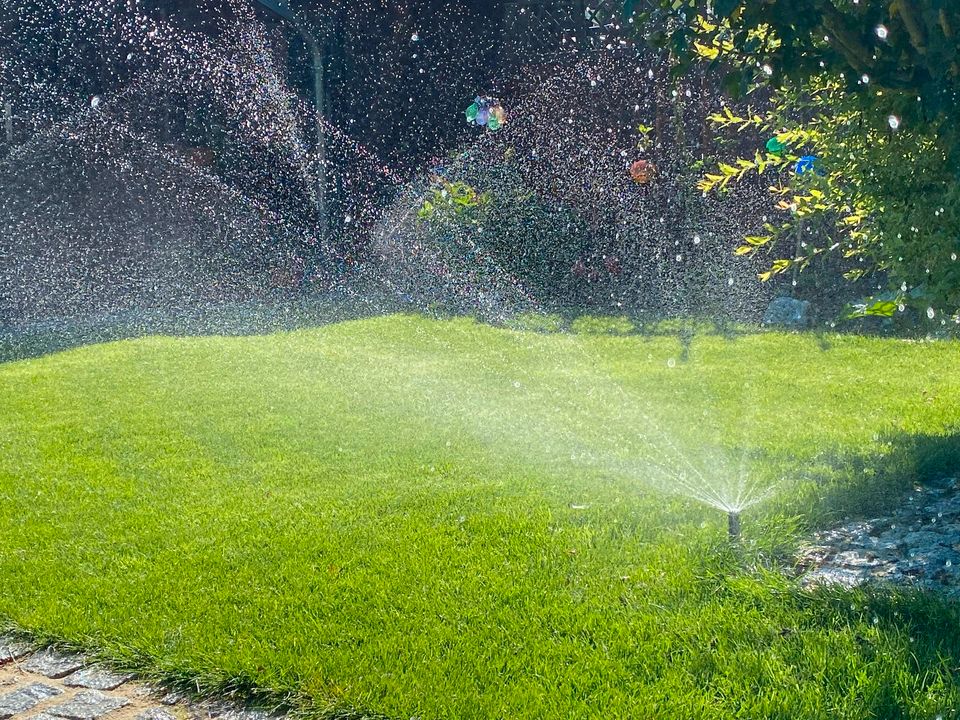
(0, 682), (63, 719)
(137, 708), (178, 720)
(216, 710), (272, 720)
(45, 690), (129, 720)
(191, 708), (273, 720)
(127, 686), (158, 701)
(158, 693), (186, 707)
(0, 637), (30, 663)
(22, 650), (87, 679)
(64, 667), (135, 691)
(0, 636), (32, 663)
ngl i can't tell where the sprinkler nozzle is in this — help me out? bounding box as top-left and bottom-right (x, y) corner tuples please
(727, 511), (741, 541)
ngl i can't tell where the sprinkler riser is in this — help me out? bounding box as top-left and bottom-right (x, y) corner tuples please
(728, 511), (741, 541)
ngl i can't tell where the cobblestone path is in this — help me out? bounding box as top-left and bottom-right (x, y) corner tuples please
(0, 640), (273, 720)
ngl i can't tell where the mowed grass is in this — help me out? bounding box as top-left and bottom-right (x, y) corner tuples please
(1, 314), (960, 719)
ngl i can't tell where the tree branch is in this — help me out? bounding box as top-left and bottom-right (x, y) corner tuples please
(892, 0), (927, 55)
(818, 2), (875, 73)
(939, 9), (954, 38)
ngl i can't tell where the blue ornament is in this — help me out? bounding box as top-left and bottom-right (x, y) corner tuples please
(795, 155), (824, 176)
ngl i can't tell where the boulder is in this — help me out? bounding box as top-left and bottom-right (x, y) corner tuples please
(763, 296), (811, 328)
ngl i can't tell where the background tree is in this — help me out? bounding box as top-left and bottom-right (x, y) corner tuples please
(612, 0), (960, 325)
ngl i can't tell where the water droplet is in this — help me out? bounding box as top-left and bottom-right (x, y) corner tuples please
(927, 307), (936, 320)
(666, 358), (676, 368)
(875, 24), (889, 40)
(888, 115), (900, 130)
(761, 64), (773, 76)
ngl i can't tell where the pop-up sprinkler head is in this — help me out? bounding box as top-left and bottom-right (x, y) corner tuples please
(727, 511), (741, 541)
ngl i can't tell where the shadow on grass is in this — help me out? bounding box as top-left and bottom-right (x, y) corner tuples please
(799, 430), (960, 527)
(0, 300), (774, 365)
(800, 582), (960, 682)
(8, 295), (945, 365)
(0, 291), (407, 363)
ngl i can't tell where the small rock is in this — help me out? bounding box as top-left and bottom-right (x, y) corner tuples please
(64, 667), (135, 691)
(871, 536), (903, 552)
(23, 649), (87, 679)
(45, 691), (129, 720)
(0, 683), (63, 719)
(932, 568), (958, 583)
(901, 530), (945, 549)
(833, 551), (884, 568)
(804, 566), (867, 588)
(137, 709), (178, 720)
(796, 545), (833, 566)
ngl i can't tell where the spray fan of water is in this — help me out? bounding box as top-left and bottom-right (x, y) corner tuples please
(1, 0), (784, 529)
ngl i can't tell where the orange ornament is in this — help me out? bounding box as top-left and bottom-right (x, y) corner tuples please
(629, 159), (656, 184)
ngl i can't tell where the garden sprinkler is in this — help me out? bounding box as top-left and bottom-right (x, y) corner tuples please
(727, 511), (741, 541)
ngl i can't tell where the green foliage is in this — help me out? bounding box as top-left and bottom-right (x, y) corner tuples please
(411, 158), (589, 305)
(613, 0), (960, 323)
(417, 178), (490, 222)
(618, 1), (960, 154)
(700, 80), (960, 323)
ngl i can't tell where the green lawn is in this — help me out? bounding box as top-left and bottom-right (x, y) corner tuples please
(1, 314), (959, 719)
